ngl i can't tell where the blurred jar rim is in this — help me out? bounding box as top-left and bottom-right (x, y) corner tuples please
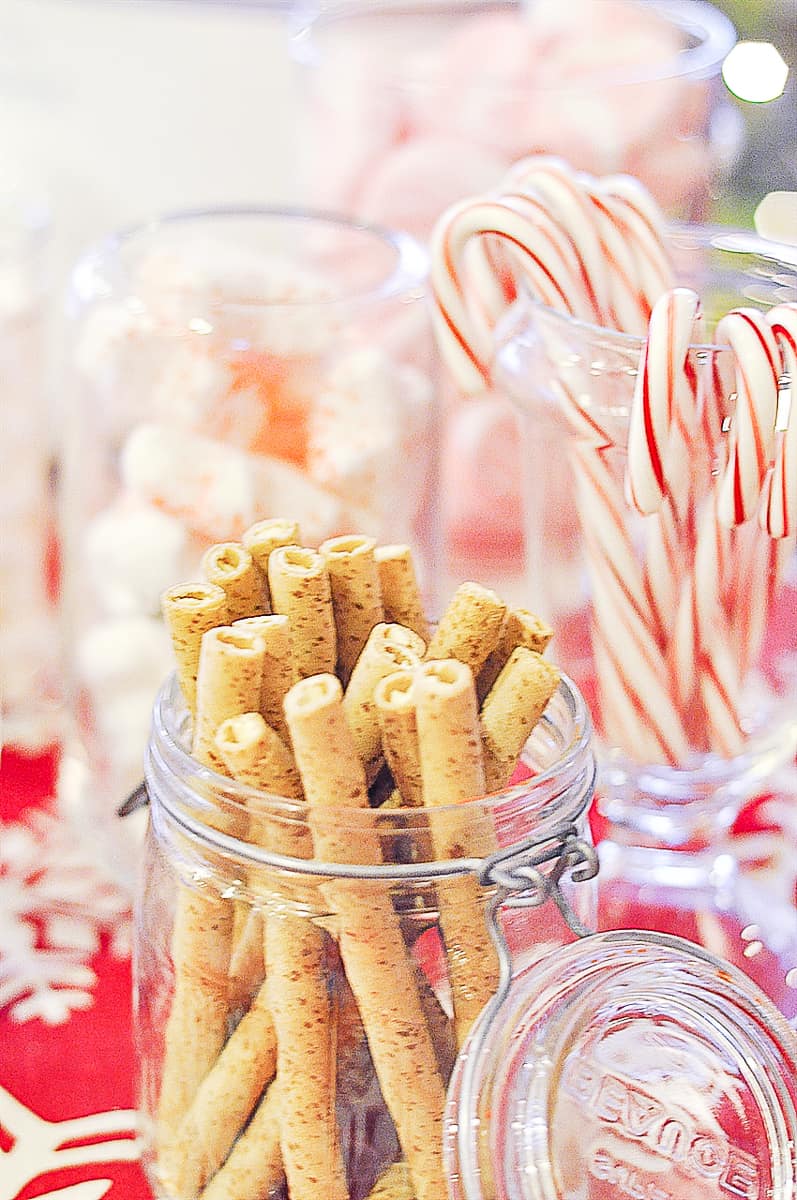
(507, 223), (797, 358)
(297, 0), (738, 89)
(68, 206), (430, 318)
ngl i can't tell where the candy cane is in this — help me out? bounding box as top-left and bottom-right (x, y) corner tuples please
(504, 156), (611, 321)
(714, 308), (781, 528)
(430, 193), (584, 394)
(598, 174), (673, 320)
(587, 181), (673, 334)
(431, 156), (795, 767)
(763, 302), (797, 539)
(626, 288), (701, 516)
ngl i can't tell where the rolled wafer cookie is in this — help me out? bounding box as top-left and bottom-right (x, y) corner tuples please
(424, 581), (506, 675)
(233, 614), (294, 740)
(202, 541), (267, 622)
(284, 673), (448, 1200)
(480, 646), (561, 792)
(242, 517), (302, 606)
(192, 626), (269, 779)
(157, 626), (266, 1149)
(197, 1081), (283, 1200)
(344, 623), (426, 785)
(268, 544), (337, 678)
(414, 658), (500, 1046)
(321, 533), (384, 684)
(367, 1162), (414, 1200)
(266, 917), (349, 1200)
(227, 909), (265, 1010)
(477, 606), (555, 699)
(375, 544), (430, 642)
(217, 703), (301, 1004)
(216, 711), (347, 1200)
(374, 668), (423, 808)
(157, 892), (235, 1160)
(166, 977), (278, 1197)
(161, 582), (228, 715)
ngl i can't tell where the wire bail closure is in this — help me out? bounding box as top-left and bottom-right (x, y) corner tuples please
(473, 814), (601, 1082)
(479, 818), (599, 938)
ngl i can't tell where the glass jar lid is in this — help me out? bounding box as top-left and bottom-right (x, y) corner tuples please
(447, 930), (797, 1199)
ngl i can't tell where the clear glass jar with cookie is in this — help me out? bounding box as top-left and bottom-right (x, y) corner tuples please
(135, 527), (597, 1199)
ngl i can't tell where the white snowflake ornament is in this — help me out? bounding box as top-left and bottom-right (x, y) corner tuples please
(0, 807), (131, 1024)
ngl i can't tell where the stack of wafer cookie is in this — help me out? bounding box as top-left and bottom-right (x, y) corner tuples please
(155, 519), (560, 1200)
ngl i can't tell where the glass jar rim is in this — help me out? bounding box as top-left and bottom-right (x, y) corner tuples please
(449, 928), (797, 1200)
(145, 669), (594, 878)
(301, 0), (736, 89)
(69, 205), (429, 315)
(521, 223), (797, 354)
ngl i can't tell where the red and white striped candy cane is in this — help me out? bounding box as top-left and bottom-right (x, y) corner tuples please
(670, 491), (745, 757)
(591, 174), (674, 333)
(571, 438), (691, 763)
(763, 302), (797, 539)
(626, 288), (701, 517)
(504, 156), (611, 322)
(430, 192), (584, 395)
(714, 308), (781, 528)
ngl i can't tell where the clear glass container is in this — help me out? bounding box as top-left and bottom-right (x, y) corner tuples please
(447, 930), (797, 1199)
(293, 0), (738, 243)
(491, 226), (797, 1012)
(293, 1), (739, 597)
(136, 670), (598, 1198)
(0, 178), (60, 750)
(61, 208), (440, 879)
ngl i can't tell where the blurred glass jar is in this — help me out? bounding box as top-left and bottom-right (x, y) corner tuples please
(0, 179), (61, 750)
(61, 209), (440, 881)
(293, 0), (739, 244)
(136, 670), (598, 1198)
(491, 226), (797, 1010)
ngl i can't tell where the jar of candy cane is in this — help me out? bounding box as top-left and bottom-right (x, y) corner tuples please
(136, 670), (797, 1200)
(60, 209), (440, 884)
(294, 0), (739, 241)
(137, 647), (598, 1197)
(432, 170), (797, 1014)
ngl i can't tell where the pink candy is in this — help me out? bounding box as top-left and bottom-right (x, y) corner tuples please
(304, 0), (720, 238)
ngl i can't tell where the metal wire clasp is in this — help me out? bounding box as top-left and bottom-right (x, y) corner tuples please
(479, 820), (600, 939)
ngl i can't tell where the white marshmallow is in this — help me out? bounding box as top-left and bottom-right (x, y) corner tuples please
(249, 453), (345, 546)
(75, 614), (173, 699)
(82, 498), (190, 617)
(307, 348), (433, 534)
(120, 422), (260, 541)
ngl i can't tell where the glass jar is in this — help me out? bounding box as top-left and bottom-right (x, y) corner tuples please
(136, 669), (598, 1198)
(293, 0), (739, 243)
(0, 178), (60, 750)
(293, 1), (739, 597)
(61, 208), (440, 883)
(447, 930), (797, 1199)
(491, 225), (797, 1012)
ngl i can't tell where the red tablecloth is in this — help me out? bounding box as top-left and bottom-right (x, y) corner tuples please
(0, 746), (152, 1200)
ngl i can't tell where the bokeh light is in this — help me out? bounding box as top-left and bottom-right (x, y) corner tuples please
(722, 41), (790, 103)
